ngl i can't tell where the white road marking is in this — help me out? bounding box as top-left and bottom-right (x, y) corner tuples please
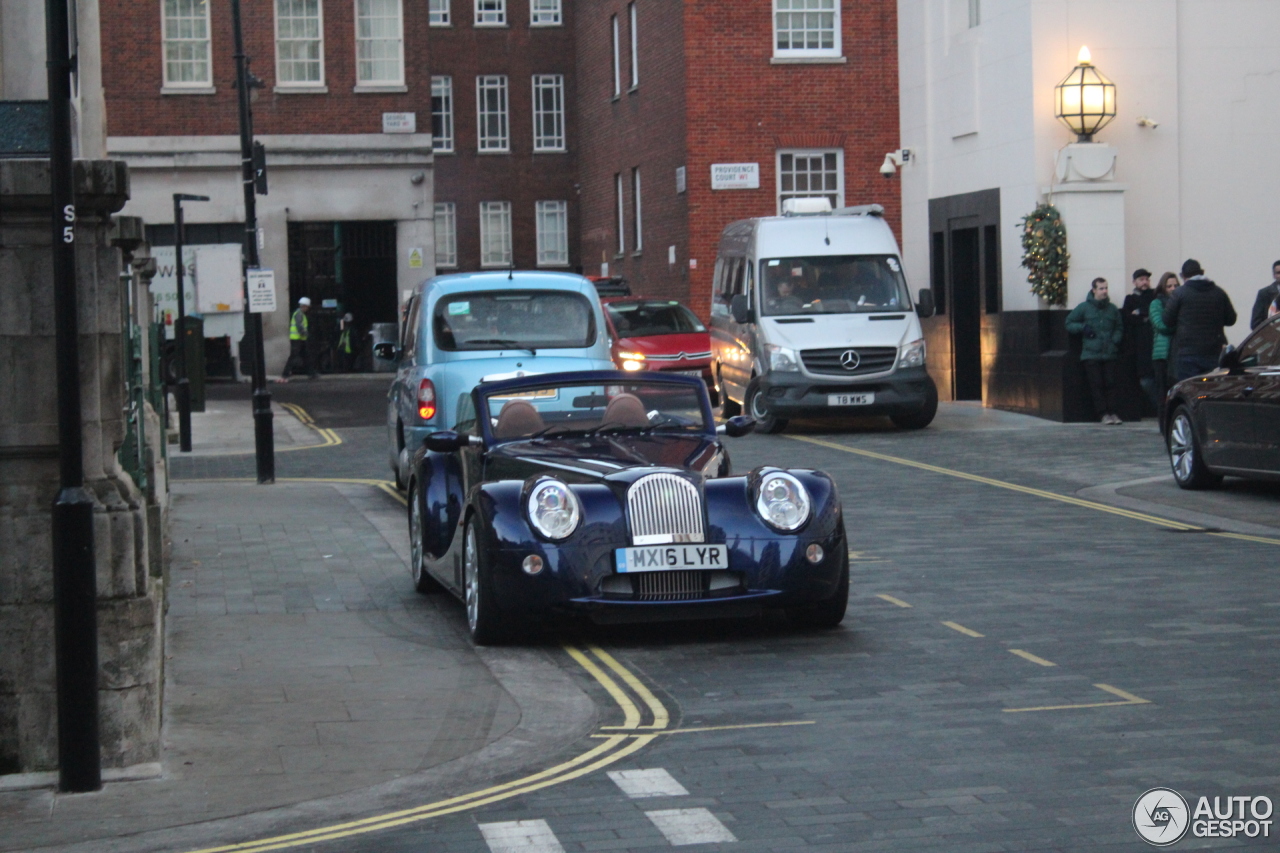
(478, 819), (566, 853)
(608, 767), (689, 798)
(645, 808), (737, 845)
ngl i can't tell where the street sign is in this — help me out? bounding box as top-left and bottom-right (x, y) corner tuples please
(710, 162), (759, 190)
(383, 112), (416, 133)
(247, 268), (277, 314)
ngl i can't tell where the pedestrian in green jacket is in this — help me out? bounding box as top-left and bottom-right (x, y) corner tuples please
(1065, 278), (1124, 423)
(1148, 271), (1178, 406)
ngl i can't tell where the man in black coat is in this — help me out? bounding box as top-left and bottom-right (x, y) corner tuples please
(1250, 260), (1280, 330)
(1164, 259), (1238, 381)
(1121, 268), (1156, 402)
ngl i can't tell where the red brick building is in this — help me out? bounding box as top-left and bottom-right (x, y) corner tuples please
(575, 0), (900, 319)
(97, 0), (898, 371)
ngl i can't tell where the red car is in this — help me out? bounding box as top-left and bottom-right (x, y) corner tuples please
(601, 297), (715, 401)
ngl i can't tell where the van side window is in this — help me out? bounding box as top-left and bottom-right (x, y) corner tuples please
(729, 258), (745, 298)
(743, 260), (754, 308)
(711, 258), (728, 308)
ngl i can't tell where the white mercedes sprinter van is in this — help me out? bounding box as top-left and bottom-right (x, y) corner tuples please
(710, 200), (937, 433)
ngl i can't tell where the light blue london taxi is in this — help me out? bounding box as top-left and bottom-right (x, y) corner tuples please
(378, 271), (615, 489)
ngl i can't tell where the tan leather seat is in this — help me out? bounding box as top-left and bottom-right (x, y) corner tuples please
(600, 393), (649, 428)
(493, 400), (546, 438)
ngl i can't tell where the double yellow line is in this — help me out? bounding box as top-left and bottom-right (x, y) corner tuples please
(277, 402), (342, 450)
(789, 435), (1280, 546)
(182, 645), (667, 853)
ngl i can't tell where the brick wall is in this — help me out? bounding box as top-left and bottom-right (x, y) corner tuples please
(575, 0), (689, 301)
(428, 0), (579, 271)
(101, 0), (426, 137)
(682, 0), (901, 320)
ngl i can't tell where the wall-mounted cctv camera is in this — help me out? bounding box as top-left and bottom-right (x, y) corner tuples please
(879, 148), (913, 178)
(410, 171), (426, 185)
(1136, 116), (1159, 129)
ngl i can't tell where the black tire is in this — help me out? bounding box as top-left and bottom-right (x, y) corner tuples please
(408, 483), (444, 594)
(746, 376), (788, 434)
(1168, 406), (1222, 490)
(718, 369), (742, 418)
(463, 516), (511, 644)
(890, 379), (939, 430)
(787, 547), (849, 629)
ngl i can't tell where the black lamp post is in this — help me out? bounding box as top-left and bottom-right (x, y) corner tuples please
(46, 0), (100, 793)
(231, 0), (275, 483)
(172, 193), (208, 453)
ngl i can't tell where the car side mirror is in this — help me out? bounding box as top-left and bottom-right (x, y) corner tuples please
(716, 415), (756, 438)
(1219, 346), (1240, 372)
(730, 294), (754, 325)
(916, 289), (935, 318)
(374, 342), (399, 361)
(423, 430), (479, 453)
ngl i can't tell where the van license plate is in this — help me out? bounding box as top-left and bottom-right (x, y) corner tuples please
(615, 544), (728, 572)
(828, 393), (874, 406)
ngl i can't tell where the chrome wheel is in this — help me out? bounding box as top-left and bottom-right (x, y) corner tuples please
(1169, 413), (1195, 483)
(409, 487), (424, 583)
(464, 523), (480, 633)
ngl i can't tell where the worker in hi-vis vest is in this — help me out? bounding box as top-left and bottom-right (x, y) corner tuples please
(281, 296), (317, 379)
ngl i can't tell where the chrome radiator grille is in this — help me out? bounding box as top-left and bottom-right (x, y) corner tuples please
(635, 571), (709, 600)
(627, 473), (704, 545)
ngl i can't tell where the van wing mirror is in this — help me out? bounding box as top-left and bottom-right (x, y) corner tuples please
(730, 294), (754, 325)
(373, 342), (399, 361)
(916, 288), (936, 318)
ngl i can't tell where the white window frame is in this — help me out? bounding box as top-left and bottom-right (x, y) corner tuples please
(611, 15), (621, 97)
(631, 168), (643, 252)
(772, 0), (841, 60)
(776, 148), (844, 212)
(628, 2), (639, 89)
(275, 0), (325, 89)
(615, 172), (625, 255)
(355, 0), (404, 87)
(476, 75), (510, 152)
(430, 76), (454, 152)
(434, 203), (457, 268)
(479, 201), (513, 268)
(474, 0), (506, 26)
(162, 0), (213, 88)
(429, 0), (450, 26)
(536, 201), (569, 267)
(532, 74), (565, 152)
(530, 0), (561, 26)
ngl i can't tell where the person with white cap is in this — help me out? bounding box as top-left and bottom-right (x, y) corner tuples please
(282, 296), (317, 379)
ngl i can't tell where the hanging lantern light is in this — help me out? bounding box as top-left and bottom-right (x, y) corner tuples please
(1054, 46), (1117, 143)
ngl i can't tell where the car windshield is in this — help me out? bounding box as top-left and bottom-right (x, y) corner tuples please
(434, 290), (596, 350)
(605, 300), (706, 337)
(480, 379), (710, 441)
(759, 255), (911, 315)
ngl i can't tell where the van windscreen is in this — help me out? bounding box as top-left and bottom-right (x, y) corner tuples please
(434, 290), (596, 351)
(759, 255), (910, 316)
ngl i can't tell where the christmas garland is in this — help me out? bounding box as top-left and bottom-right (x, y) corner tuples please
(1020, 204), (1070, 307)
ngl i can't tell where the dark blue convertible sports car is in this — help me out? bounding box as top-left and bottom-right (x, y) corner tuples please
(406, 370), (848, 643)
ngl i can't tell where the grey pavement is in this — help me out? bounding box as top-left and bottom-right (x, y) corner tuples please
(0, 398), (597, 853)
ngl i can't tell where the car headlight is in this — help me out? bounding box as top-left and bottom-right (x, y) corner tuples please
(756, 471), (811, 531)
(766, 344), (801, 373)
(897, 337), (926, 369)
(527, 478), (582, 540)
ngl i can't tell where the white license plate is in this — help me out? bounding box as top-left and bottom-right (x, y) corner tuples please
(615, 544), (728, 572)
(828, 393), (874, 406)
(666, 369), (703, 377)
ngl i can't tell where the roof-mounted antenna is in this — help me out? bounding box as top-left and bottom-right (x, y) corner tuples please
(508, 259), (514, 280)
(824, 216), (831, 246)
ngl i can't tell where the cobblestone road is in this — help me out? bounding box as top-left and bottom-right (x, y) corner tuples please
(179, 382), (1280, 852)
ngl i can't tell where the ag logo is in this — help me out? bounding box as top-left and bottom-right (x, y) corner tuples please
(1134, 787), (1190, 846)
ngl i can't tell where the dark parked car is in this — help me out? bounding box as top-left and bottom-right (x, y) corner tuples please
(406, 370), (849, 643)
(1165, 315), (1280, 489)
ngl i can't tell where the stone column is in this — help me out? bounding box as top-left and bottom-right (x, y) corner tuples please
(0, 159), (164, 775)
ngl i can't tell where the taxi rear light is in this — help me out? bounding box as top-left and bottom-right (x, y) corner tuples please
(418, 379), (436, 420)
